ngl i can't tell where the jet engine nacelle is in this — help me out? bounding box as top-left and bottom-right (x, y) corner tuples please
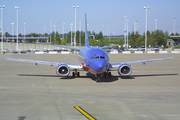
(118, 64), (132, 76)
(56, 64), (70, 76)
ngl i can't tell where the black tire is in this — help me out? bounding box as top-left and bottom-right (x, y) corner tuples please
(108, 72), (111, 78)
(77, 72), (80, 77)
(72, 72), (75, 78)
(104, 72), (107, 78)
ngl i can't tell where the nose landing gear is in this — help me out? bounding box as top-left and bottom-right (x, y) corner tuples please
(104, 71), (111, 78)
(95, 71), (111, 83)
(95, 74), (101, 83)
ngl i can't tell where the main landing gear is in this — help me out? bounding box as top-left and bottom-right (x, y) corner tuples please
(95, 71), (111, 83)
(103, 71), (111, 78)
(72, 69), (80, 78)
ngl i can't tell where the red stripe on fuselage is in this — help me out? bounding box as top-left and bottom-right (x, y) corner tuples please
(81, 63), (106, 75)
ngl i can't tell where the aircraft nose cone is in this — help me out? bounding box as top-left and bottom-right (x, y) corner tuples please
(98, 63), (104, 69)
(95, 60), (106, 72)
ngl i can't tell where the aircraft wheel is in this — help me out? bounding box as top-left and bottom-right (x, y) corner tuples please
(108, 72), (111, 78)
(72, 72), (75, 78)
(77, 72), (80, 77)
(104, 72), (107, 78)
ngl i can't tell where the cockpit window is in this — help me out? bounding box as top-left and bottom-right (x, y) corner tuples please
(91, 56), (105, 59)
(95, 56), (99, 59)
(100, 56), (105, 59)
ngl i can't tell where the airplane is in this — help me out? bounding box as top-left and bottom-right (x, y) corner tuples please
(5, 14), (174, 82)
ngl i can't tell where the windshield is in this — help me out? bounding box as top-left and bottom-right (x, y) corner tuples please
(91, 56), (105, 59)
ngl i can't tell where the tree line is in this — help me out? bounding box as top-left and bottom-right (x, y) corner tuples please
(129, 30), (170, 48)
(50, 31), (105, 46)
(3, 29), (175, 47)
(45, 30), (179, 47)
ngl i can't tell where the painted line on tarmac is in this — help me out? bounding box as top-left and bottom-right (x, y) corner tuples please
(74, 106), (96, 120)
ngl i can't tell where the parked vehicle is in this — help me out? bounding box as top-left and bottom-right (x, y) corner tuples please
(118, 47), (125, 52)
(20, 51), (26, 54)
(138, 46), (145, 51)
(43, 50), (49, 53)
(129, 47), (138, 51)
(106, 48), (111, 53)
(110, 48), (118, 52)
(71, 49), (79, 53)
(57, 49), (62, 53)
(26, 50), (31, 53)
(13, 51), (18, 54)
(151, 47), (159, 51)
(62, 49), (69, 52)
(34, 50), (39, 52)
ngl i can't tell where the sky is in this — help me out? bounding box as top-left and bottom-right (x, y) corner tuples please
(0, 0), (180, 36)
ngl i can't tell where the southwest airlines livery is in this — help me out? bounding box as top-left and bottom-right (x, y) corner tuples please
(5, 14), (174, 82)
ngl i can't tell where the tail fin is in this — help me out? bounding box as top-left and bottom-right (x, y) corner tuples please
(85, 13), (90, 47)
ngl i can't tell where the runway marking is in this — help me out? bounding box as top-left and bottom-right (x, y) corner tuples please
(74, 106), (96, 120)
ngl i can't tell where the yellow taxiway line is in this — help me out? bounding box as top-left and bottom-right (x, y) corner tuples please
(74, 106), (96, 120)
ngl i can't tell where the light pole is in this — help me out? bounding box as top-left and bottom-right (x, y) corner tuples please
(155, 19), (157, 30)
(24, 23), (25, 42)
(133, 21), (138, 33)
(11, 23), (14, 42)
(63, 23), (65, 39)
(173, 17), (176, 35)
(66, 30), (68, 41)
(73, 6), (79, 48)
(134, 21), (136, 32)
(103, 22), (104, 37)
(109, 25), (111, 41)
(134, 21), (138, 33)
(79, 21), (81, 46)
(44, 26), (46, 37)
(136, 21), (138, 32)
(127, 20), (129, 50)
(7, 27), (9, 42)
(0, 5), (5, 53)
(144, 6), (149, 53)
(15, 6), (20, 51)
(53, 25), (56, 44)
(70, 22), (73, 46)
(7, 27), (9, 33)
(49, 20), (52, 44)
(124, 16), (127, 47)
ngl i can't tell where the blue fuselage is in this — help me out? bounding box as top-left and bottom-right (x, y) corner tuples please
(78, 46), (109, 74)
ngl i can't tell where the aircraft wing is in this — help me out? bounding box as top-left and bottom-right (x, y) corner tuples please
(109, 57), (174, 68)
(53, 45), (80, 50)
(100, 45), (119, 49)
(4, 57), (82, 69)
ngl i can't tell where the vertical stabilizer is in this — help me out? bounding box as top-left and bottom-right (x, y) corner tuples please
(85, 13), (90, 47)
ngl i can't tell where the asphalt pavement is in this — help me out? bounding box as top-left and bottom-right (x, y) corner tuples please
(0, 53), (180, 120)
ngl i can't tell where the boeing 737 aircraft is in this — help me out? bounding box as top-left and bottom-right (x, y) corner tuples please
(5, 14), (174, 82)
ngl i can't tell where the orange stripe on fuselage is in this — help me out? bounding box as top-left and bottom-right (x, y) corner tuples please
(81, 63), (106, 75)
